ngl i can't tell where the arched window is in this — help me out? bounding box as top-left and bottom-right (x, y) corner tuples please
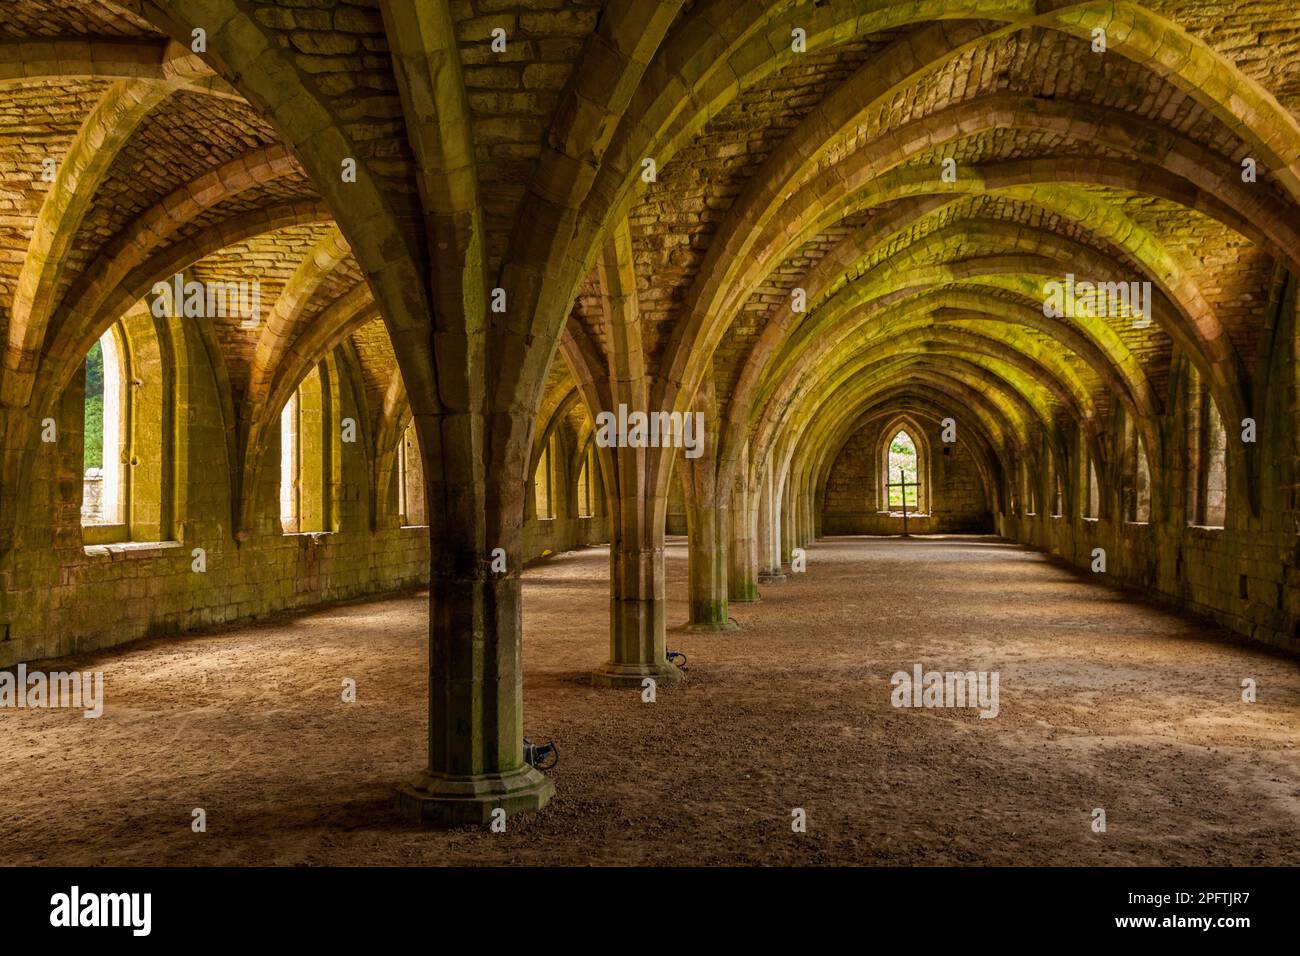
(79, 311), (173, 546)
(1202, 406), (1227, 527)
(882, 428), (924, 513)
(1135, 444), (1151, 522)
(1185, 368), (1227, 529)
(1112, 416), (1154, 522)
(576, 439), (597, 518)
(1085, 459), (1100, 518)
(1131, 436), (1151, 523)
(279, 390), (299, 532)
(1022, 462), (1036, 516)
(1120, 415), (1151, 523)
(397, 417), (426, 527)
(82, 327), (125, 531)
(1045, 451), (1063, 517)
(533, 431), (557, 520)
(279, 364), (330, 534)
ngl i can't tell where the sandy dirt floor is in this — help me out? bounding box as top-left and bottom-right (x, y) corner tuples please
(2, 535), (1298, 866)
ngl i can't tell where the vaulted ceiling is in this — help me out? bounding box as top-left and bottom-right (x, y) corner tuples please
(2, 0), (1297, 513)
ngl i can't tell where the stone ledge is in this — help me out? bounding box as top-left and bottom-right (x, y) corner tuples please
(82, 540), (184, 560)
(281, 531), (336, 545)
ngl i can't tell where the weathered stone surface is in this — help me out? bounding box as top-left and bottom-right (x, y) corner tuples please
(2, 0), (1299, 835)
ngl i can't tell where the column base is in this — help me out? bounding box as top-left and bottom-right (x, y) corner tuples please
(728, 583), (761, 603)
(591, 660), (685, 689)
(758, 571), (786, 583)
(396, 764), (554, 826)
(681, 618), (739, 632)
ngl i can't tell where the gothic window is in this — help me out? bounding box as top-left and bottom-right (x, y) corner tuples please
(533, 431), (558, 520)
(882, 428), (925, 513)
(280, 364), (330, 534)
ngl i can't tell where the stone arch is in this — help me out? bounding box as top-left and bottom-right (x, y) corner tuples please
(4, 79), (171, 409)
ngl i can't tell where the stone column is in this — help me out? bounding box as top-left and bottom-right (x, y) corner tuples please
(800, 476), (815, 547)
(589, 220), (683, 687)
(397, 417), (553, 825)
(728, 469), (760, 602)
(791, 471), (808, 549)
(757, 457), (785, 582)
(780, 470), (796, 571)
(593, 443), (685, 687)
(682, 451), (735, 629)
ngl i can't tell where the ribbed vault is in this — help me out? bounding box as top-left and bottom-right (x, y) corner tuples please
(1, 0), (1298, 825)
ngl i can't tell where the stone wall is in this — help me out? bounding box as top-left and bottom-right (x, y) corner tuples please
(821, 414), (992, 534)
(1000, 515), (1297, 654)
(0, 318), (604, 668)
(997, 288), (1299, 655)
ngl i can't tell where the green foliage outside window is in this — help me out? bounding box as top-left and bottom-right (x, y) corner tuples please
(887, 431), (918, 509)
(84, 341), (103, 470)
